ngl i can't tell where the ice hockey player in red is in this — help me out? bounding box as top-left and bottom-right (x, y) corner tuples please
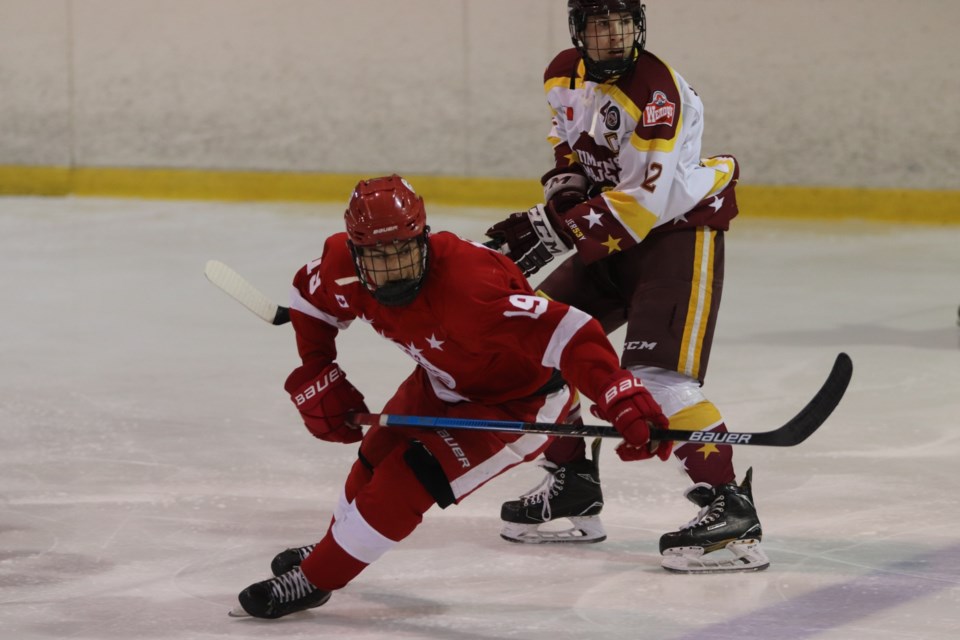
(485, 0), (768, 573)
(233, 174), (671, 618)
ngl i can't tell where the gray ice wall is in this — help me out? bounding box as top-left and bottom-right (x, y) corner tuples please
(1, 0), (957, 189)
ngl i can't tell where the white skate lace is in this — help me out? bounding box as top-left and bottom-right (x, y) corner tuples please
(680, 497), (725, 531)
(295, 545), (315, 561)
(519, 462), (563, 522)
(270, 567), (315, 604)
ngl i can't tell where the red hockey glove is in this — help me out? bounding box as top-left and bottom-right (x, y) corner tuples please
(284, 361), (366, 444)
(591, 371), (673, 462)
(541, 166), (589, 214)
(485, 204), (574, 277)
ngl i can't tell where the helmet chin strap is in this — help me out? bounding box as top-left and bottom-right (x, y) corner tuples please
(582, 47), (638, 81)
(371, 279), (423, 307)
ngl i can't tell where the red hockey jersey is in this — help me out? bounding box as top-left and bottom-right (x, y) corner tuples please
(289, 231), (623, 406)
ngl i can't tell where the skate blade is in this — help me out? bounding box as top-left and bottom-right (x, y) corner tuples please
(661, 539), (770, 573)
(500, 517), (606, 544)
(662, 560), (770, 574)
(228, 590), (332, 618)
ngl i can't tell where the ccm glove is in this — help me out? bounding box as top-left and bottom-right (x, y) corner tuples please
(284, 361), (366, 444)
(541, 166), (589, 214)
(484, 204), (574, 277)
(591, 371), (673, 462)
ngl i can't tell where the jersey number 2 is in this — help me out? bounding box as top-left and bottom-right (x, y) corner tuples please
(642, 162), (663, 193)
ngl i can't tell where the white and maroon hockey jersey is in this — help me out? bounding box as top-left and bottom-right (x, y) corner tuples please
(543, 49), (739, 264)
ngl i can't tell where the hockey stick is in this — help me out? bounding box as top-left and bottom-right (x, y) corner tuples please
(203, 262), (852, 446)
(204, 260), (290, 325)
(352, 352), (852, 446)
(207, 250), (494, 325)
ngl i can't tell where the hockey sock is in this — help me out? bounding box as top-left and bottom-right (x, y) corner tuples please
(302, 447), (437, 591)
(543, 433), (587, 465)
(300, 533), (369, 591)
(669, 401), (735, 487)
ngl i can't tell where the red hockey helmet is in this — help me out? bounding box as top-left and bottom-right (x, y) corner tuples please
(345, 175), (426, 247)
(344, 175), (431, 307)
(567, 0), (646, 80)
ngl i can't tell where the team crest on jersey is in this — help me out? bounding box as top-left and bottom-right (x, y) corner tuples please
(642, 91), (676, 127)
(603, 104), (620, 130)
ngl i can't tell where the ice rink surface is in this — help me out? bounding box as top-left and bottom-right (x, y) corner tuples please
(2, 196), (959, 639)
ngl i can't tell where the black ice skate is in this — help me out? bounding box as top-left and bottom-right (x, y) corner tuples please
(270, 544), (315, 576)
(659, 467), (769, 573)
(231, 566), (331, 619)
(500, 444), (606, 544)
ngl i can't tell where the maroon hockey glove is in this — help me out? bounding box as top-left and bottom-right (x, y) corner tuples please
(484, 204), (574, 277)
(591, 371), (673, 462)
(541, 166), (589, 214)
(284, 361), (366, 444)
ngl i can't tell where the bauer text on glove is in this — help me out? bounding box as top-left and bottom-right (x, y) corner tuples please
(592, 371), (673, 462)
(284, 361), (366, 443)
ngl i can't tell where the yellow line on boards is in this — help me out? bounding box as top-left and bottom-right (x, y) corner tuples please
(0, 165), (542, 209)
(1, 164), (958, 224)
(736, 185), (960, 225)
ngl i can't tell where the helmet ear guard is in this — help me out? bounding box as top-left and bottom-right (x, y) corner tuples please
(567, 0), (646, 80)
(344, 175), (431, 306)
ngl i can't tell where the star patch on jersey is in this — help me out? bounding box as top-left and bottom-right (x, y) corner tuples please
(583, 208), (604, 228)
(642, 91), (676, 127)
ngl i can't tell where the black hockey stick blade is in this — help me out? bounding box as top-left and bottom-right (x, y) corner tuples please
(352, 352), (852, 447)
(715, 351), (853, 447)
